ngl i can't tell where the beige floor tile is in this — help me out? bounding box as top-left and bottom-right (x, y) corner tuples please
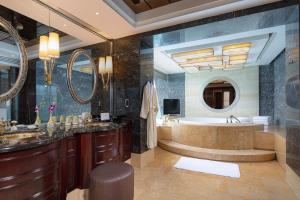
(68, 147), (298, 200)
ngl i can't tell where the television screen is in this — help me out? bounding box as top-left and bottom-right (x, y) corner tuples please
(163, 99), (180, 115)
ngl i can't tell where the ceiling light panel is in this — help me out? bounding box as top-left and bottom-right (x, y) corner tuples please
(179, 56), (223, 66)
(223, 42), (252, 55)
(229, 54), (248, 65)
(182, 55), (222, 64)
(171, 48), (214, 61)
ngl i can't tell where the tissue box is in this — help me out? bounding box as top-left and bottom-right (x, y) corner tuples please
(100, 113), (110, 121)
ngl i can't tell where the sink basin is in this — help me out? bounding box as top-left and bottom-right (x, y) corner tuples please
(0, 132), (44, 145)
(86, 122), (111, 127)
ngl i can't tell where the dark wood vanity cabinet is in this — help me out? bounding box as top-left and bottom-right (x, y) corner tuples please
(78, 122), (133, 189)
(78, 130), (121, 189)
(93, 129), (120, 167)
(60, 136), (79, 199)
(120, 121), (132, 162)
(0, 143), (61, 200)
(0, 122), (132, 199)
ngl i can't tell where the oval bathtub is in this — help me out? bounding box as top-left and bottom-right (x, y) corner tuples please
(157, 117), (275, 162)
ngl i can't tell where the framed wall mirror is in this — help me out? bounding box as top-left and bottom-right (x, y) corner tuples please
(67, 49), (98, 104)
(202, 78), (239, 112)
(0, 16), (28, 102)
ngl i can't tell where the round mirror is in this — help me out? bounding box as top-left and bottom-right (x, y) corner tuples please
(202, 78), (238, 111)
(67, 49), (98, 104)
(0, 16), (28, 102)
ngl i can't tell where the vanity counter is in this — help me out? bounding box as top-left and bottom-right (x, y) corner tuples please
(0, 122), (121, 153)
(0, 121), (132, 200)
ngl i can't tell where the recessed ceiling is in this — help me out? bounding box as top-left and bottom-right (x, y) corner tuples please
(122, 0), (182, 14)
(153, 26), (286, 74)
(0, 0), (280, 45)
(170, 42), (252, 70)
(105, 0), (280, 30)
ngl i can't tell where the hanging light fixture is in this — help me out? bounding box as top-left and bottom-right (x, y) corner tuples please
(98, 42), (113, 89)
(38, 35), (49, 60)
(48, 32), (60, 58)
(38, 9), (60, 85)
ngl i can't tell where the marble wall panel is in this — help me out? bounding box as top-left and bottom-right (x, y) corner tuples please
(154, 70), (185, 117)
(273, 51), (287, 128)
(36, 62), (91, 122)
(154, 70), (168, 116)
(168, 73), (185, 117)
(113, 35), (149, 153)
(90, 42), (111, 115)
(285, 5), (300, 178)
(18, 60), (36, 124)
(259, 65), (274, 120)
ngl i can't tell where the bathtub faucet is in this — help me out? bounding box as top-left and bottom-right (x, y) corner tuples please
(226, 115), (241, 123)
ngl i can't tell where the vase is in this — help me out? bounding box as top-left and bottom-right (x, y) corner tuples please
(47, 114), (56, 129)
(34, 113), (41, 127)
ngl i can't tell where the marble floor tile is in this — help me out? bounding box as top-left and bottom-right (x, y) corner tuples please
(67, 147), (297, 200)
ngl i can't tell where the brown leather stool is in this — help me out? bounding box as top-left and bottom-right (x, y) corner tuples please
(89, 162), (134, 200)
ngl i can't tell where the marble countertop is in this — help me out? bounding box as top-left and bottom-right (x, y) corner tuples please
(0, 122), (121, 154)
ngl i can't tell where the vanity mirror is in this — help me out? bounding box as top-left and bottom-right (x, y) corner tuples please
(67, 49), (98, 104)
(202, 78), (239, 111)
(0, 16), (28, 102)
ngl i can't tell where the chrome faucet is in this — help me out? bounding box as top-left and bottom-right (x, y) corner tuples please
(226, 115), (241, 123)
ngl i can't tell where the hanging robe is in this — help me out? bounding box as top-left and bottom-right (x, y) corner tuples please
(140, 82), (159, 149)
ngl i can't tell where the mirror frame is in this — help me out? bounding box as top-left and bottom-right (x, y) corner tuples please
(201, 77), (240, 112)
(67, 49), (98, 104)
(0, 16), (28, 102)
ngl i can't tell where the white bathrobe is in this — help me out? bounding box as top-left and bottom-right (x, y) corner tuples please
(140, 81), (158, 149)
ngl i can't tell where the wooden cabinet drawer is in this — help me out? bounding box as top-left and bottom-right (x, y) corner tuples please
(93, 130), (120, 167)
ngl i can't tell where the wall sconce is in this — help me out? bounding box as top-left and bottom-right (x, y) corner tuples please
(98, 56), (113, 89)
(38, 11), (60, 85)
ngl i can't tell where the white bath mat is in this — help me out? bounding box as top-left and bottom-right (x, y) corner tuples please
(174, 157), (240, 178)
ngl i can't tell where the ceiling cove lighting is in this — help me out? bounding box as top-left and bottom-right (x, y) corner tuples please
(222, 42), (252, 55)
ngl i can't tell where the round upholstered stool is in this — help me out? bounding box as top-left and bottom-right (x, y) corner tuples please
(89, 162), (134, 200)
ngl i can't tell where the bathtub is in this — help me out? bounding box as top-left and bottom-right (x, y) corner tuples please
(159, 117), (264, 150)
(179, 117), (253, 125)
(157, 117), (275, 161)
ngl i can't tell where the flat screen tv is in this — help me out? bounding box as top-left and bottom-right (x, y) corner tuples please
(163, 99), (180, 115)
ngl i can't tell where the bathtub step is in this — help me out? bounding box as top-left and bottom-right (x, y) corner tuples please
(158, 140), (276, 162)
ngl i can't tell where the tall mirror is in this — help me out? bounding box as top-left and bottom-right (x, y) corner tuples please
(67, 49), (98, 104)
(0, 16), (28, 103)
(0, 16), (28, 121)
(0, 6), (111, 124)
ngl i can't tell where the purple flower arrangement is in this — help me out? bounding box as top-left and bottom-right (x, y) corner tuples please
(48, 103), (56, 114)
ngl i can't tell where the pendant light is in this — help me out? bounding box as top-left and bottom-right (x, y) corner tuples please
(98, 42), (113, 89)
(38, 9), (60, 85)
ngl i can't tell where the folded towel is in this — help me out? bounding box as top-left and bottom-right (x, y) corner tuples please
(253, 116), (271, 121)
